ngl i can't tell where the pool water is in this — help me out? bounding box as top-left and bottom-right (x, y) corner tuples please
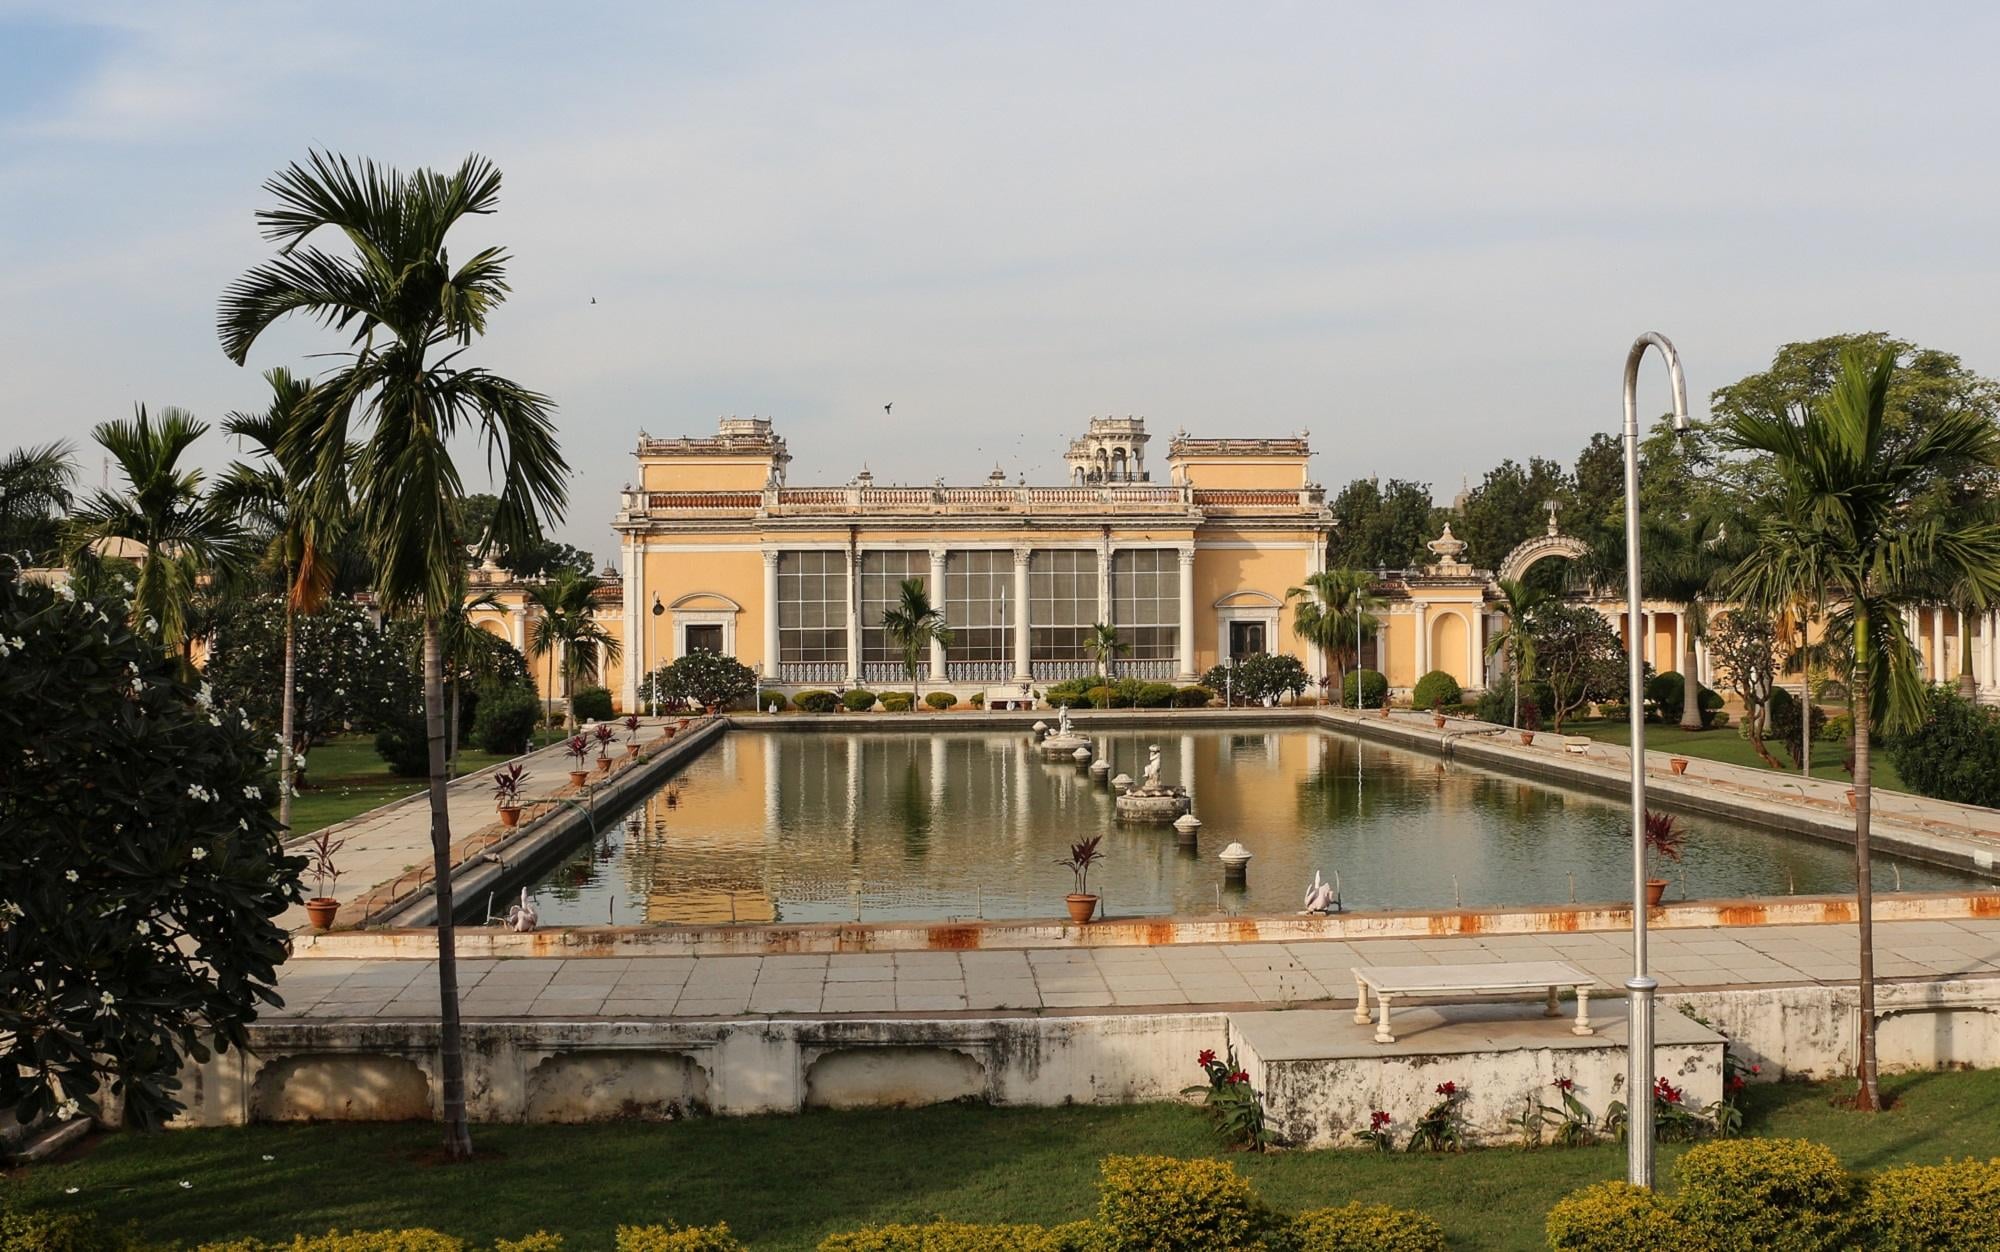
(507, 728), (1980, 927)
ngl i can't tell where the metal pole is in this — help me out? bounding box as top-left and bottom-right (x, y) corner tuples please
(1621, 332), (1688, 1188)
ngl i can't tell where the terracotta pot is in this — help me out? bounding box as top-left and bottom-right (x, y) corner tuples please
(627, 743), (641, 758)
(595, 755), (613, 774)
(305, 897), (340, 931)
(1846, 788), (1857, 810)
(662, 725), (677, 740)
(1645, 879), (1669, 908)
(705, 704), (718, 715)
(1379, 704), (1391, 718)
(568, 768), (591, 788)
(1670, 756), (1689, 775)
(497, 805), (522, 828)
(1065, 893), (1099, 924)
(1519, 731), (1534, 746)
(1433, 714), (1447, 728)
(677, 717), (691, 731)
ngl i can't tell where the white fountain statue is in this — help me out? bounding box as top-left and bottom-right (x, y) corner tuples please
(1143, 743), (1163, 789)
(1302, 870), (1336, 914)
(1115, 740), (1191, 823)
(503, 887), (539, 933)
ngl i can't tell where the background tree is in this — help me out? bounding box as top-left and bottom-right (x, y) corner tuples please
(1527, 602), (1627, 730)
(1720, 347), (2000, 1112)
(1456, 456), (1574, 573)
(1707, 610), (1785, 768)
(1326, 477), (1437, 569)
(0, 571), (301, 1128)
(0, 442), (75, 566)
(645, 651), (757, 711)
(1639, 505), (1738, 731)
(220, 150), (567, 1159)
(68, 406), (245, 664)
(1287, 568), (1381, 706)
(1086, 622), (1129, 678)
(878, 577), (951, 707)
(457, 491), (592, 578)
(526, 570), (617, 729)
(205, 597), (404, 782)
(1484, 577), (1551, 728)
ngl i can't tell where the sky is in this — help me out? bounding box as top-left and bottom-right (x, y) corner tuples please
(5, 1), (2000, 561)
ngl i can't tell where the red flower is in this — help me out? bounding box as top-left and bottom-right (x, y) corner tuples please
(1728, 1075), (1746, 1093)
(1750, 1064), (1761, 1075)
(1435, 1081), (1458, 1097)
(1553, 1077), (1574, 1092)
(1369, 1110), (1392, 1130)
(1198, 1049), (1217, 1067)
(1653, 1077), (1683, 1105)
(1229, 1070), (1251, 1084)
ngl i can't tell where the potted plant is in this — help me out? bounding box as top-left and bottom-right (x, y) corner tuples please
(1518, 703), (1540, 746)
(593, 723), (616, 773)
(624, 714), (643, 757)
(1055, 834), (1105, 924)
(1643, 809), (1686, 908)
(492, 762), (529, 827)
(303, 829), (345, 930)
(1379, 696), (1391, 718)
(1670, 755), (1690, 775)
(1432, 696), (1446, 729)
(566, 734), (592, 788)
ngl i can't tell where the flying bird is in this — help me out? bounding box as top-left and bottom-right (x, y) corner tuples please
(590, 297), (597, 304)
(884, 402), (893, 415)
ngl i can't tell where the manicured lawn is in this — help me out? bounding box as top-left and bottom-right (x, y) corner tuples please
(11, 1070), (2000, 1250)
(286, 732), (567, 836)
(1561, 717), (1908, 794)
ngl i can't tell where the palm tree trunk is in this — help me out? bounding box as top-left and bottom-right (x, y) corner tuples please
(1958, 608), (1978, 700)
(1851, 616), (1881, 1111)
(446, 674), (459, 780)
(279, 603), (297, 831)
(1679, 626), (1702, 731)
(422, 617), (474, 1157)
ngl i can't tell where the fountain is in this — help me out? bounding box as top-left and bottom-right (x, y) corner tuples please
(1040, 705), (1091, 758)
(1114, 742), (1192, 822)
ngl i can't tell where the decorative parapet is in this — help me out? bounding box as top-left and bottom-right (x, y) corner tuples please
(615, 482), (1328, 520)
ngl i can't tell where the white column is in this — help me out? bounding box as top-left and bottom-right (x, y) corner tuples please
(845, 547), (862, 685)
(620, 536), (640, 712)
(928, 547), (949, 682)
(1097, 539), (1113, 629)
(1011, 545), (1032, 684)
(1642, 610), (1656, 666)
(1467, 606), (1482, 689)
(761, 550), (781, 681)
(1414, 602), (1430, 677)
(1931, 607), (1944, 680)
(510, 605), (526, 651)
(1672, 610), (1686, 678)
(1175, 545), (1197, 682)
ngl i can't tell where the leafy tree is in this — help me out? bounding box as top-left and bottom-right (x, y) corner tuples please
(1708, 610), (1785, 768)
(1720, 347), (2000, 1112)
(0, 442), (75, 566)
(1203, 653), (1308, 705)
(1327, 477), (1436, 569)
(220, 150), (568, 1158)
(213, 367), (349, 829)
(68, 406), (245, 664)
(457, 492), (592, 578)
(1528, 602), (1627, 730)
(1458, 456), (1574, 572)
(1086, 622), (1130, 679)
(525, 570), (620, 729)
(878, 577), (952, 708)
(646, 651), (758, 710)
(1485, 577), (1551, 728)
(1885, 686), (2000, 807)
(205, 597), (403, 776)
(1287, 569), (1381, 706)
(1639, 504), (1739, 731)
(0, 571), (301, 1128)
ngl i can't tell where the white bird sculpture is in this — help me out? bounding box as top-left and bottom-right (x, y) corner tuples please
(504, 887), (539, 933)
(1302, 870), (1335, 914)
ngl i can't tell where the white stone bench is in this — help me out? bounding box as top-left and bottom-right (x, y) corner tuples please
(985, 687), (1036, 711)
(1352, 961), (1596, 1044)
(1562, 736), (1591, 755)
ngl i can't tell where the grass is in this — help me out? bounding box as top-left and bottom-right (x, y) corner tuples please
(1561, 717), (1907, 794)
(286, 731), (570, 836)
(10, 1070), (2000, 1251)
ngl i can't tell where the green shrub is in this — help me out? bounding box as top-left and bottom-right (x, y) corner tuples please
(1086, 684), (1131, 709)
(493, 1238), (564, 1252)
(842, 689), (878, 712)
(925, 692), (958, 710)
(880, 692), (914, 713)
(1342, 669), (1389, 709)
(571, 685), (614, 723)
(615, 1224), (743, 1252)
(969, 692), (986, 709)
(373, 712), (431, 777)
(1410, 670), (1461, 710)
(759, 692), (790, 713)
(1095, 1155), (1253, 1252)
(1598, 703), (1630, 723)
(1710, 710), (1731, 728)
(1132, 682), (1174, 709)
(794, 689), (839, 713)
(471, 684), (542, 754)
(1674, 1137), (1852, 1252)
(1766, 687), (1828, 760)
(816, 1223), (1062, 1252)
(1172, 686), (1213, 708)
(1287, 1203), (1444, 1251)
(1544, 1181), (1695, 1251)
(1863, 1156), (2000, 1250)
(1885, 686), (2000, 807)
(1647, 672), (1725, 726)
(1044, 677), (1107, 709)
(645, 652), (758, 710)
(1818, 711), (1850, 742)
(1041, 1224), (1108, 1252)
(2, 1206), (141, 1252)
(215, 1232), (470, 1252)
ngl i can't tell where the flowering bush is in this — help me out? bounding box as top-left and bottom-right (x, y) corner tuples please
(1095, 1155), (1256, 1251)
(1183, 1047), (1265, 1151)
(1407, 1081), (1465, 1152)
(1352, 1109), (1394, 1151)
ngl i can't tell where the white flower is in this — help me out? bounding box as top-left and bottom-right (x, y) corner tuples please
(99, 991), (115, 1008)
(2, 901), (22, 919)
(64, 1186), (80, 1195)
(208, 714), (222, 727)
(238, 819), (249, 830)
(196, 683), (214, 709)
(0, 643), (9, 659)
(57, 1100), (80, 1121)
(243, 785), (261, 800)
(53, 581), (75, 602)
(143, 616), (159, 633)
(264, 748), (279, 763)
(178, 1180), (192, 1190)
(190, 847), (208, 861)
(65, 870), (79, 883)
(135, 919), (152, 936)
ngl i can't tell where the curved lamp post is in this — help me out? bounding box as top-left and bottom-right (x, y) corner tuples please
(1622, 332), (1690, 1187)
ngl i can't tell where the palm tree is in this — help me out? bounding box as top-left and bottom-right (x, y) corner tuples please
(525, 570), (620, 729)
(214, 367), (350, 832)
(219, 151), (567, 1159)
(1485, 577), (1551, 728)
(1640, 507), (1738, 730)
(1721, 347), (2000, 1112)
(1287, 568), (1382, 706)
(878, 577), (952, 708)
(0, 442), (75, 565)
(439, 587), (506, 771)
(69, 406), (246, 664)
(1086, 622), (1129, 680)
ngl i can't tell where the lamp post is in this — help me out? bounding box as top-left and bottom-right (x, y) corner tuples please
(650, 594), (664, 716)
(1621, 332), (1690, 1188)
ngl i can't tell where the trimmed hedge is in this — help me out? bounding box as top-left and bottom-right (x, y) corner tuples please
(1863, 1156), (2000, 1249)
(1646, 671), (1724, 726)
(571, 685), (614, 723)
(1134, 682), (1175, 709)
(969, 692), (986, 708)
(817, 1224), (1065, 1252)
(1410, 670), (1462, 710)
(1341, 669), (1389, 709)
(794, 689), (839, 714)
(925, 692), (958, 710)
(1172, 686), (1213, 708)
(1288, 1203), (1444, 1251)
(615, 1225), (744, 1252)
(1544, 1181), (1694, 1251)
(759, 692), (790, 713)
(1095, 1155), (1254, 1252)
(880, 692), (915, 713)
(471, 684), (542, 754)
(1086, 685), (1129, 709)
(842, 689), (878, 713)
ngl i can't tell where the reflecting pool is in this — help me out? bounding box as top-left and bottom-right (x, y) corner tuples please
(508, 728), (1982, 926)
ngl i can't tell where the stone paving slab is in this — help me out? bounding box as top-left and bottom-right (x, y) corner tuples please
(269, 916), (2000, 1022)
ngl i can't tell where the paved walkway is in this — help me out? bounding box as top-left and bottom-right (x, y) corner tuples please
(270, 915), (2000, 1021)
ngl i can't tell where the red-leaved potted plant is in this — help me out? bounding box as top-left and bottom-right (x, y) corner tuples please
(593, 723), (616, 773)
(1056, 834), (1105, 924)
(566, 734), (592, 788)
(1518, 703), (1540, 746)
(624, 714), (643, 757)
(1432, 696), (1446, 729)
(492, 762), (528, 828)
(1643, 809), (1685, 908)
(304, 829), (345, 930)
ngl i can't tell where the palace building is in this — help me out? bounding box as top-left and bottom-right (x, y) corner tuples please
(461, 414), (2000, 713)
